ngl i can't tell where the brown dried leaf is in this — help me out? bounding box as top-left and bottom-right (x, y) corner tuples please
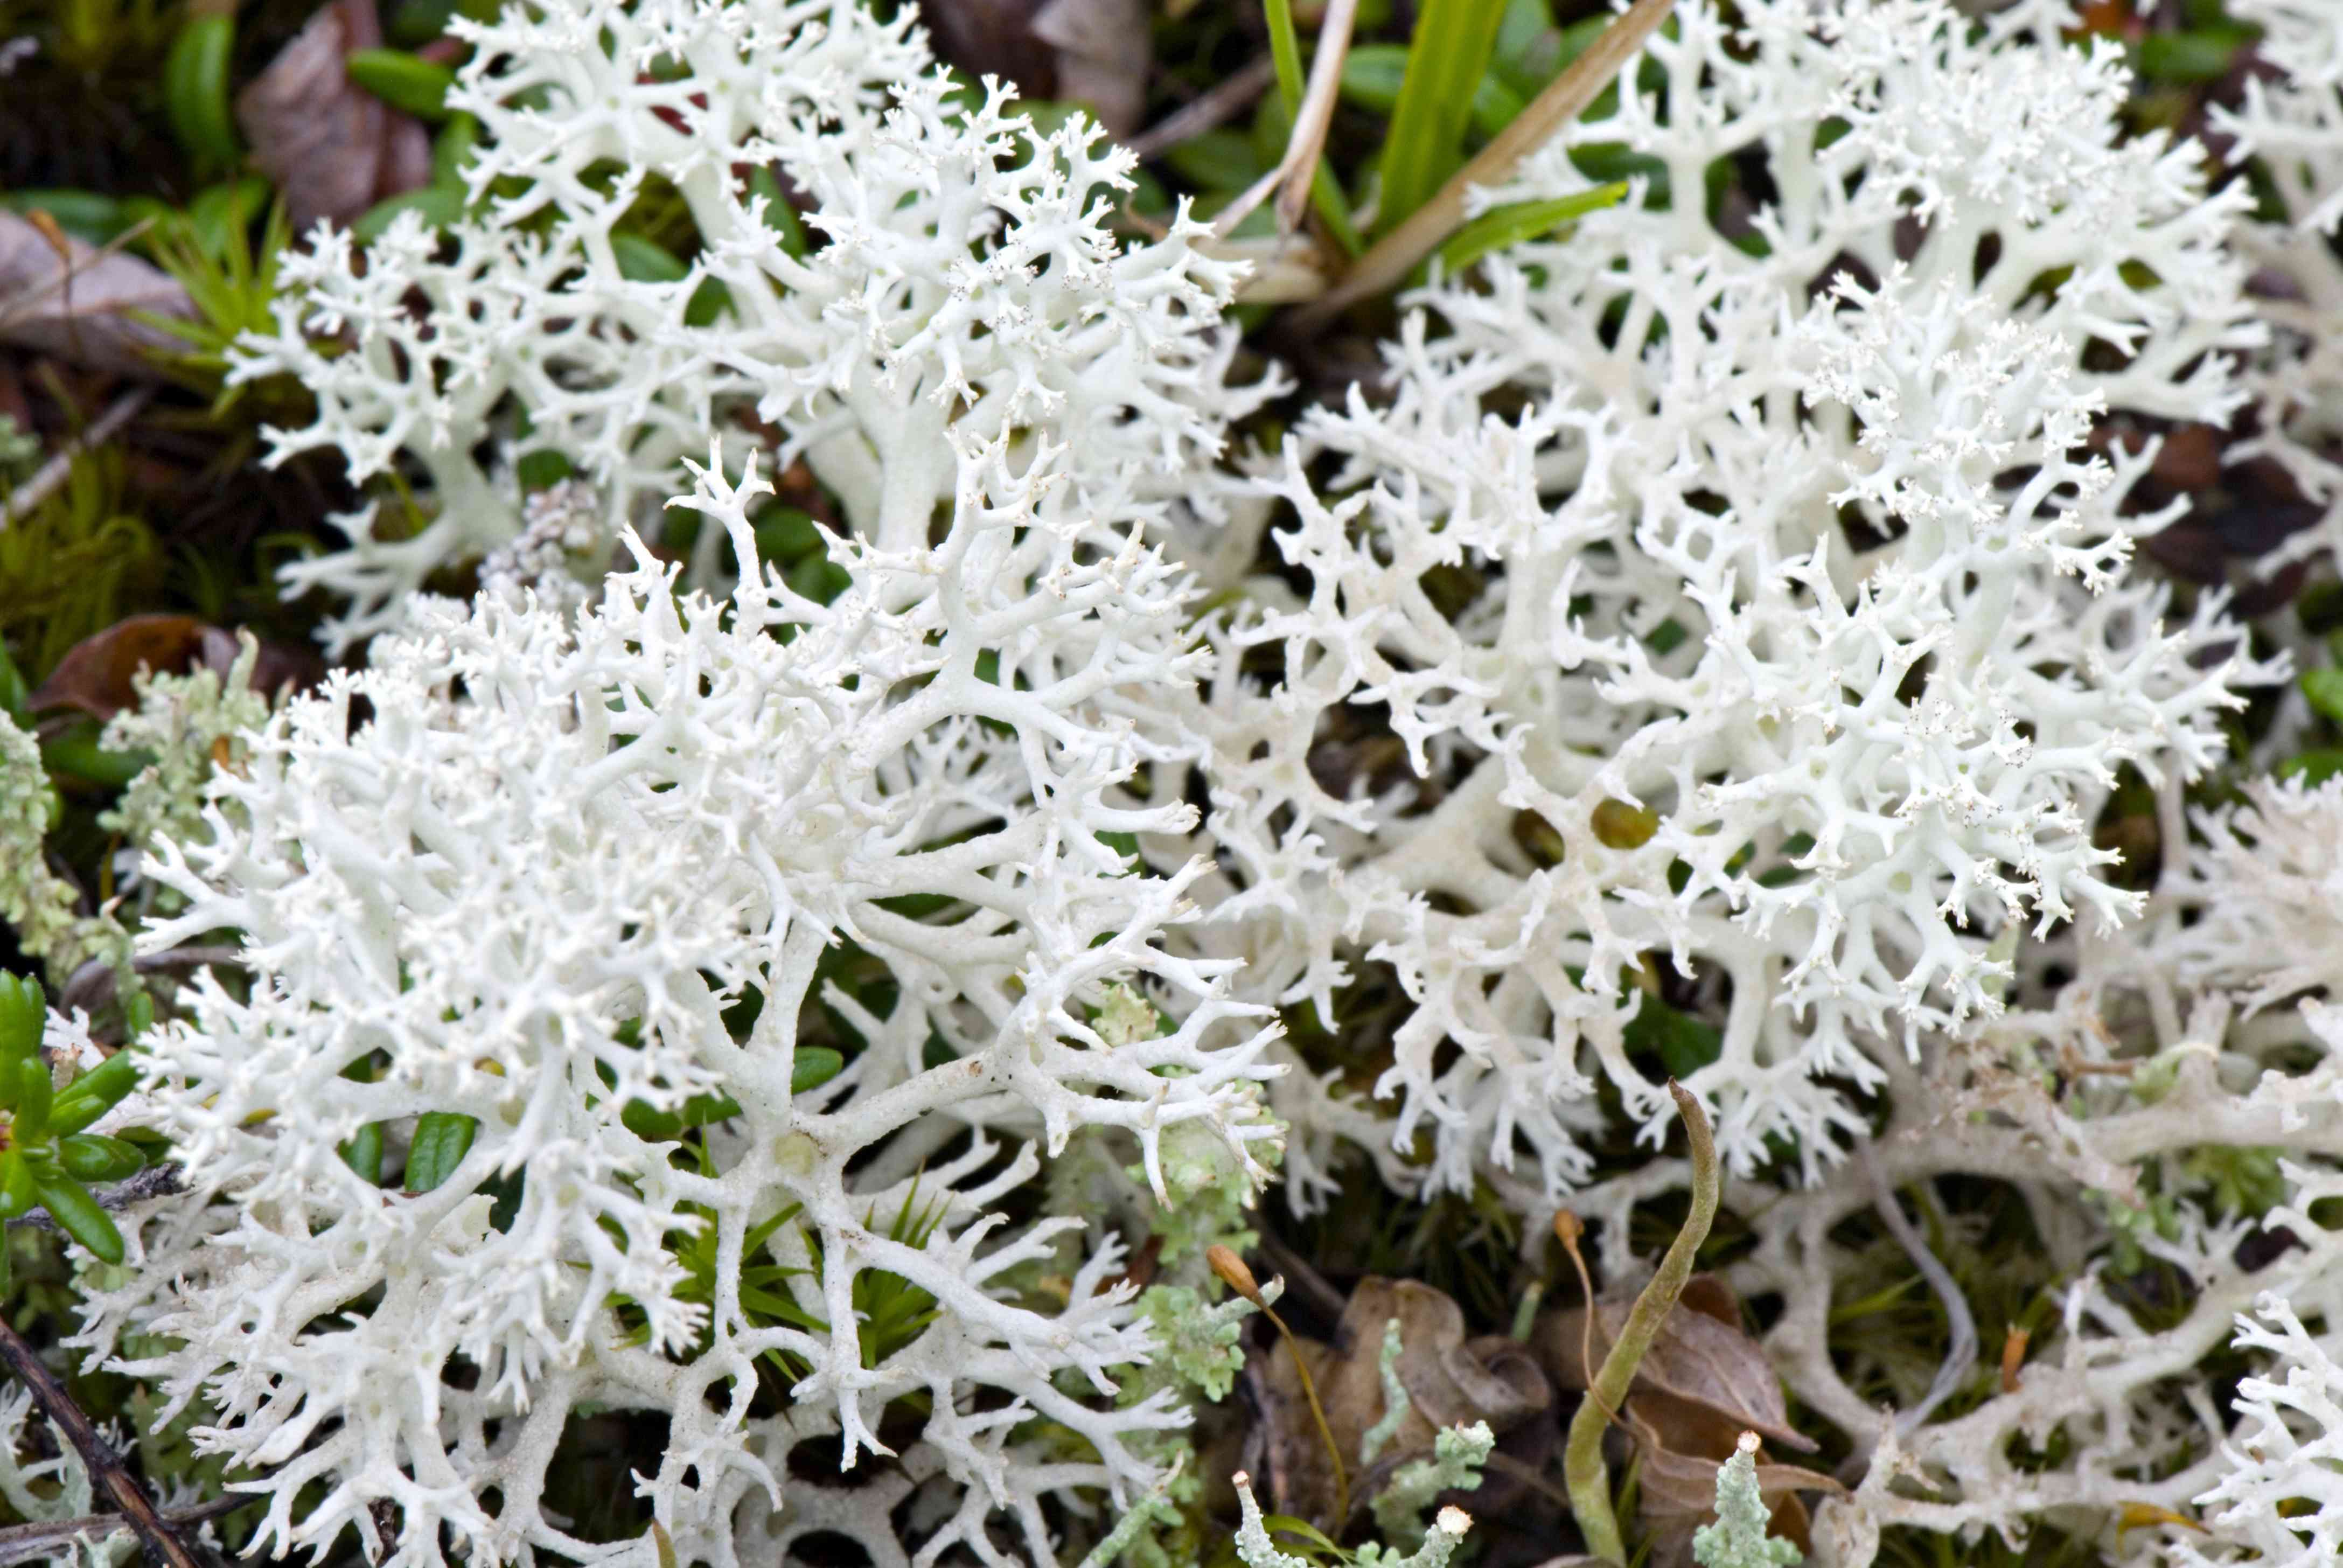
(919, 0), (1061, 102)
(1534, 1275), (1815, 1454)
(27, 616), (315, 721)
(1629, 1410), (1838, 1568)
(29, 616), (222, 720)
(920, 0), (1151, 137)
(1242, 1276), (1551, 1529)
(1030, 0), (1150, 136)
(238, 0), (431, 235)
(0, 216), (195, 379)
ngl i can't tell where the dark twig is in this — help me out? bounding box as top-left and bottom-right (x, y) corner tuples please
(0, 1315), (209, 1568)
(1, 386), (152, 529)
(6, 1165), (185, 1234)
(62, 947), (241, 1017)
(0, 1497), (240, 1567)
(1125, 55), (1277, 161)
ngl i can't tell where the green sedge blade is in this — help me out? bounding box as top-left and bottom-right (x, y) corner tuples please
(1433, 184), (1627, 276)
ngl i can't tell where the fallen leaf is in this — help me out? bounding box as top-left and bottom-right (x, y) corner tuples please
(1629, 1411), (1840, 1568)
(237, 0), (433, 235)
(920, 0), (1152, 137)
(28, 615), (316, 721)
(1535, 1276), (1817, 1454)
(918, 0), (1061, 105)
(1242, 1276), (1551, 1531)
(0, 215), (196, 379)
(2115, 1502), (2208, 1539)
(1031, 0), (1151, 137)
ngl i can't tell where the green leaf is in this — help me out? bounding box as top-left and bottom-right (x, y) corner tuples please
(2303, 668), (2343, 724)
(2279, 748), (2343, 786)
(1378, 0), (1511, 231)
(2136, 29), (2251, 83)
(406, 1111), (479, 1193)
(185, 177), (270, 263)
(0, 640), (28, 726)
(34, 1174), (123, 1264)
(0, 191), (133, 246)
(611, 232), (689, 283)
(1625, 996), (1723, 1079)
(340, 1120), (385, 1184)
(0, 1156), (32, 1221)
(38, 722), (150, 788)
(753, 507), (822, 567)
(1164, 130), (1264, 194)
(56, 1134), (143, 1183)
(13, 1059), (52, 1145)
(351, 184), (470, 243)
(0, 976), (42, 1071)
(346, 47), (458, 121)
(744, 167), (806, 257)
(1340, 44), (1411, 111)
(515, 448), (575, 490)
(433, 114), (481, 186)
(164, 13), (240, 174)
(1434, 183), (1626, 273)
(793, 1047), (844, 1095)
(50, 1049), (144, 1135)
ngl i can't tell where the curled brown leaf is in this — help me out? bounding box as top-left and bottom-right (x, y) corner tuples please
(29, 615), (316, 721)
(0, 217), (194, 380)
(238, 0), (433, 235)
(1535, 1275), (1816, 1454)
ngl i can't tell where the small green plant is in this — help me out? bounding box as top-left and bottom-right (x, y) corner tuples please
(0, 975), (149, 1274)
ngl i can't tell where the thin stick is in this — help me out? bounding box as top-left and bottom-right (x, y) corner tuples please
(0, 1314), (209, 1568)
(1563, 1081), (1718, 1565)
(1291, 0), (1675, 328)
(1865, 1147), (1977, 1435)
(0, 1497), (240, 1567)
(2, 386), (152, 529)
(1209, 1245), (1350, 1530)
(1213, 0), (1363, 239)
(6, 1164), (186, 1236)
(1126, 56), (1277, 161)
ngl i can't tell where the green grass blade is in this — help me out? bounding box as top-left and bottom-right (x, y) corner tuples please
(1261, 0), (1364, 255)
(1433, 182), (1625, 274)
(1264, 0), (1308, 110)
(1379, 0), (1511, 231)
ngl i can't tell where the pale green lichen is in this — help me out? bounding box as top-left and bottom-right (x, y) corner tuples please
(0, 710), (132, 987)
(1132, 1280), (1266, 1403)
(1692, 1434), (1800, 1568)
(1232, 1470), (1473, 1568)
(97, 633), (268, 868)
(1359, 1318), (1408, 1465)
(1100, 1278), (1275, 1568)
(1370, 1420), (1491, 1546)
